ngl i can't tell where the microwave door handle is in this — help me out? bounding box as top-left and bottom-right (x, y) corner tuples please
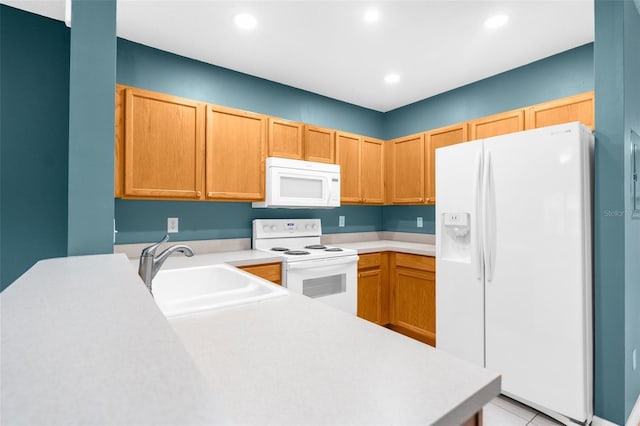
(287, 256), (359, 270)
(325, 176), (332, 203)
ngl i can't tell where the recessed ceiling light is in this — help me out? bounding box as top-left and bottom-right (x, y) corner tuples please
(364, 9), (380, 23)
(484, 14), (509, 29)
(234, 13), (257, 30)
(384, 73), (400, 84)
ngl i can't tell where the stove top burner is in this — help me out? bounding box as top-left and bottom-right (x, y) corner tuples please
(284, 250), (310, 255)
(325, 247), (343, 252)
(304, 244), (327, 250)
(271, 247), (289, 252)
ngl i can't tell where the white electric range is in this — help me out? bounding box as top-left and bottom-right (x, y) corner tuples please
(252, 219), (358, 315)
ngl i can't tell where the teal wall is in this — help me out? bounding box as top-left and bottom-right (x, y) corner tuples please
(117, 39), (385, 138)
(114, 39), (385, 244)
(382, 206), (436, 234)
(380, 43), (594, 234)
(383, 43), (594, 140)
(594, 0), (640, 422)
(67, 0), (117, 255)
(624, 0), (640, 417)
(3, 8), (637, 423)
(0, 6), (70, 288)
(115, 201), (382, 244)
(114, 38), (594, 244)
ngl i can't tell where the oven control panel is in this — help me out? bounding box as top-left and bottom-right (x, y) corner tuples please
(253, 219), (321, 238)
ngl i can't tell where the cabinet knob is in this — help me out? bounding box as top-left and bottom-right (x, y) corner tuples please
(196, 191), (202, 197)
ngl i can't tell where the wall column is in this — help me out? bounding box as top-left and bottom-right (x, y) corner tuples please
(67, 0), (117, 255)
(594, 0), (640, 423)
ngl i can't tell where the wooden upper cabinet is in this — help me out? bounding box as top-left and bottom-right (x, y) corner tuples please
(304, 125), (336, 164)
(390, 133), (425, 204)
(468, 109), (525, 140)
(525, 91), (594, 130)
(268, 117), (304, 159)
(384, 141), (393, 205)
(336, 132), (362, 203)
(425, 123), (467, 204)
(121, 86), (205, 199)
(205, 105), (266, 201)
(361, 137), (385, 204)
(114, 86), (125, 198)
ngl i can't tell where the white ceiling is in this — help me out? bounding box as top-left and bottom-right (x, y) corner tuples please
(3, 0), (594, 112)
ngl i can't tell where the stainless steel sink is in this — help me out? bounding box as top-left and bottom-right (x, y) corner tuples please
(152, 264), (287, 318)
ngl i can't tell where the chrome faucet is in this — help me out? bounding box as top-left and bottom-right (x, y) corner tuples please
(138, 234), (194, 293)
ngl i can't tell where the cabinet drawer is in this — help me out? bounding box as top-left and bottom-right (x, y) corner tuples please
(358, 253), (382, 270)
(239, 263), (282, 285)
(394, 253), (435, 272)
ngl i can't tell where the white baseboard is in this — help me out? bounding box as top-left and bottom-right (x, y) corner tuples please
(626, 394), (640, 426)
(593, 415), (620, 426)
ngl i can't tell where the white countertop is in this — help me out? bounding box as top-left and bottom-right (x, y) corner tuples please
(158, 249), (282, 270)
(337, 239), (436, 256)
(170, 292), (499, 426)
(2, 251), (498, 425)
(0, 254), (228, 425)
(125, 240), (435, 270)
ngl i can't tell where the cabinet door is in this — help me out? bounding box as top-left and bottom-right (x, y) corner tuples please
(239, 263), (282, 285)
(304, 125), (335, 164)
(361, 137), (385, 204)
(358, 269), (385, 325)
(384, 141), (393, 205)
(357, 253), (389, 325)
(123, 87), (205, 199)
(390, 266), (436, 346)
(390, 134), (425, 203)
(268, 118), (304, 159)
(525, 91), (594, 130)
(114, 85), (125, 198)
(425, 123), (467, 204)
(336, 132), (362, 203)
(468, 109), (525, 140)
(206, 105), (266, 201)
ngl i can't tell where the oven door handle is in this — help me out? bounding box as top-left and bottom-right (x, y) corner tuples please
(286, 256), (359, 271)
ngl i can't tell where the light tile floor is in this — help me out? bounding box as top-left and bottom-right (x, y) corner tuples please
(485, 395), (564, 425)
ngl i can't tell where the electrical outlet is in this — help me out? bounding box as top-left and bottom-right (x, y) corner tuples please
(167, 217), (179, 233)
(339, 216), (345, 227)
(633, 349), (637, 371)
(417, 217), (423, 228)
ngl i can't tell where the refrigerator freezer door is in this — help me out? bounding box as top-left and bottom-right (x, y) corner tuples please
(483, 122), (592, 422)
(436, 140), (485, 367)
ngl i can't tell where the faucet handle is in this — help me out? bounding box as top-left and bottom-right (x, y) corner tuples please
(141, 234), (170, 257)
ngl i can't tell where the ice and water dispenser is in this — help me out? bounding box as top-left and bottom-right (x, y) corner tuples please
(440, 213), (471, 262)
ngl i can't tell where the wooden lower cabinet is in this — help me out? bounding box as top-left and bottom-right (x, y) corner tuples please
(462, 410), (483, 426)
(238, 262), (282, 285)
(357, 253), (389, 325)
(357, 252), (436, 347)
(389, 253), (436, 346)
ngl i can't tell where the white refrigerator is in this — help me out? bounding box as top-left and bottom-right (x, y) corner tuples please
(435, 122), (593, 425)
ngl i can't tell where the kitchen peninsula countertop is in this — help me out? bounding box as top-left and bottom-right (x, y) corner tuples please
(1, 253), (499, 425)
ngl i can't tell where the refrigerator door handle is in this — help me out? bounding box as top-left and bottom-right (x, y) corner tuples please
(483, 151), (494, 282)
(475, 152), (484, 280)
(484, 151), (497, 282)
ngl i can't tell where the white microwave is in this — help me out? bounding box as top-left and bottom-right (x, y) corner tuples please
(252, 157), (340, 208)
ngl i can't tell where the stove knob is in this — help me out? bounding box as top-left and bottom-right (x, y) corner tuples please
(271, 225), (277, 232)
(312, 224), (318, 230)
(263, 225), (270, 232)
(305, 224), (311, 230)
